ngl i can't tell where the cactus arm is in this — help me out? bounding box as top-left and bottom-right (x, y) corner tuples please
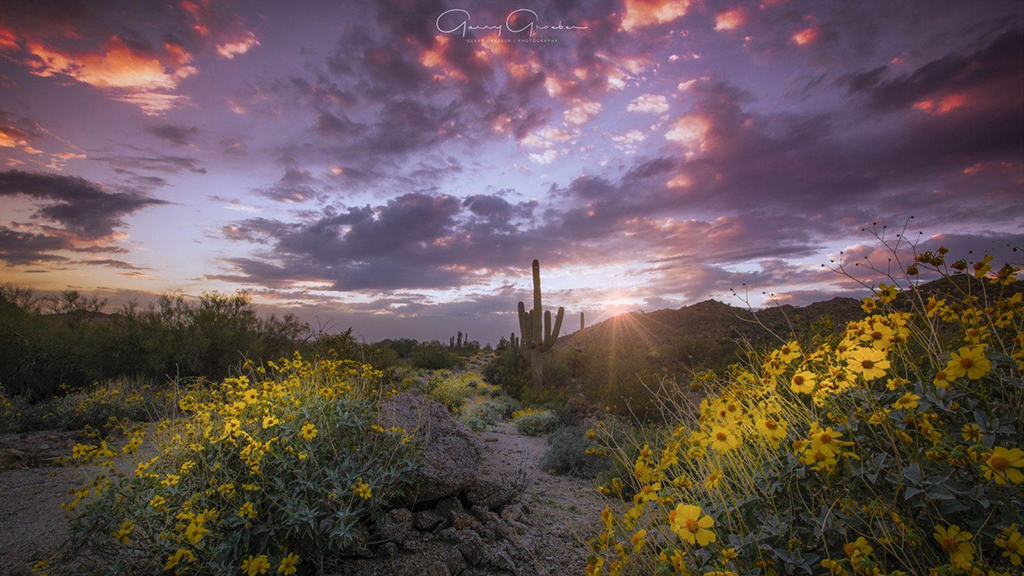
(544, 310), (552, 345)
(518, 301), (532, 348)
(581, 311), (585, 331)
(542, 306), (565, 351)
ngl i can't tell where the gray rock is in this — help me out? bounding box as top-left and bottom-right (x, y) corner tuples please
(415, 509), (447, 531)
(445, 549), (468, 575)
(451, 511), (479, 531)
(435, 496), (464, 520)
(500, 502), (526, 524)
(468, 505), (499, 524)
(466, 478), (518, 509)
(424, 563), (450, 576)
(436, 527), (460, 543)
(0, 449), (27, 471)
(379, 393), (481, 504)
(455, 530), (485, 566)
(484, 546), (516, 573)
(377, 541), (399, 558)
(381, 508), (413, 543)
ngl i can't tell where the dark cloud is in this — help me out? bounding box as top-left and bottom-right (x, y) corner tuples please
(146, 124), (199, 146)
(0, 226), (72, 265)
(0, 170), (168, 240)
(81, 258), (150, 270)
(847, 27), (1024, 112)
(91, 153), (207, 175)
(254, 168), (322, 203)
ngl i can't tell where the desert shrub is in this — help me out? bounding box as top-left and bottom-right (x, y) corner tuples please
(541, 426), (610, 478)
(410, 342), (463, 370)
(0, 378), (175, 433)
(519, 384), (572, 408)
(586, 239), (1024, 575)
(482, 346), (530, 396)
(0, 288), (306, 401)
(51, 353), (416, 575)
(459, 399), (506, 431)
(429, 372), (496, 410)
(513, 409), (561, 436)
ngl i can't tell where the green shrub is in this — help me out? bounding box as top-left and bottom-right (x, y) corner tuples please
(482, 346), (530, 396)
(541, 426), (609, 478)
(0, 287), (306, 401)
(0, 378), (174, 433)
(410, 343), (463, 370)
(513, 409), (560, 436)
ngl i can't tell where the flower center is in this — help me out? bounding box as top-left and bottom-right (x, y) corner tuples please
(793, 376), (804, 386)
(960, 357), (974, 369)
(989, 455), (1009, 471)
(765, 420), (778, 430)
(819, 434), (832, 444)
(685, 519), (700, 533)
(940, 537), (957, 552)
(716, 432), (728, 442)
(861, 360), (875, 369)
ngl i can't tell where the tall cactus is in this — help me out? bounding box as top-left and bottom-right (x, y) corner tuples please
(574, 312), (586, 353)
(518, 259), (564, 387)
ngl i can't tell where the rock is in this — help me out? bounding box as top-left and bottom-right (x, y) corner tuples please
(415, 510), (447, 531)
(377, 542), (399, 558)
(451, 511), (479, 531)
(484, 545), (516, 573)
(381, 508), (413, 543)
(0, 448), (27, 471)
(466, 478), (518, 509)
(436, 527), (460, 543)
(444, 550), (468, 575)
(500, 503), (526, 524)
(455, 530), (485, 566)
(422, 562), (450, 576)
(379, 393), (481, 504)
(435, 496), (464, 520)
(468, 505), (499, 524)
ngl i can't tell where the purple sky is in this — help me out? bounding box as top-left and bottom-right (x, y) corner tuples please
(1, 0), (1022, 343)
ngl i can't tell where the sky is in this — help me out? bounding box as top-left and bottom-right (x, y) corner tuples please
(0, 0), (1022, 344)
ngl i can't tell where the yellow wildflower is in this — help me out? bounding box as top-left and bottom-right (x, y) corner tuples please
(241, 554), (271, 576)
(668, 504), (716, 546)
(984, 446), (1024, 485)
(278, 552), (300, 575)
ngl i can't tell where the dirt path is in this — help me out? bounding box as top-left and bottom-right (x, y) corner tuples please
(475, 422), (603, 575)
(0, 430), (156, 576)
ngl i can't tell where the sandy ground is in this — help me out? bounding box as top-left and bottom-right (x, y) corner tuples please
(0, 430), (155, 575)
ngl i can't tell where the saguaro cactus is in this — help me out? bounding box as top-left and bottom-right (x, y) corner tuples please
(574, 312), (586, 353)
(517, 259), (564, 387)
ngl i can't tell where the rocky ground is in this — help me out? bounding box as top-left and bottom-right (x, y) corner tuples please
(0, 396), (605, 576)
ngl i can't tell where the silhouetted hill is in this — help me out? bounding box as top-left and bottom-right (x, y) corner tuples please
(557, 275), (1024, 354)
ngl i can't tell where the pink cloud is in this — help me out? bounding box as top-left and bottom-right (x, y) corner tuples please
(621, 0), (692, 31)
(216, 31), (259, 59)
(715, 8), (748, 32)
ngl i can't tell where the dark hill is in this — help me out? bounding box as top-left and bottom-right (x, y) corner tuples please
(556, 275), (1023, 354)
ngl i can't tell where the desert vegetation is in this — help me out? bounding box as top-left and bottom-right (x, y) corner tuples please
(1, 232), (1021, 576)
(581, 235), (1024, 575)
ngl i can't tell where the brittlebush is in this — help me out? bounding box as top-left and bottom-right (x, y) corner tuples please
(586, 241), (1023, 575)
(50, 354), (416, 575)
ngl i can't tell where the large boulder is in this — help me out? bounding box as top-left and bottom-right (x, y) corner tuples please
(379, 393), (481, 504)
